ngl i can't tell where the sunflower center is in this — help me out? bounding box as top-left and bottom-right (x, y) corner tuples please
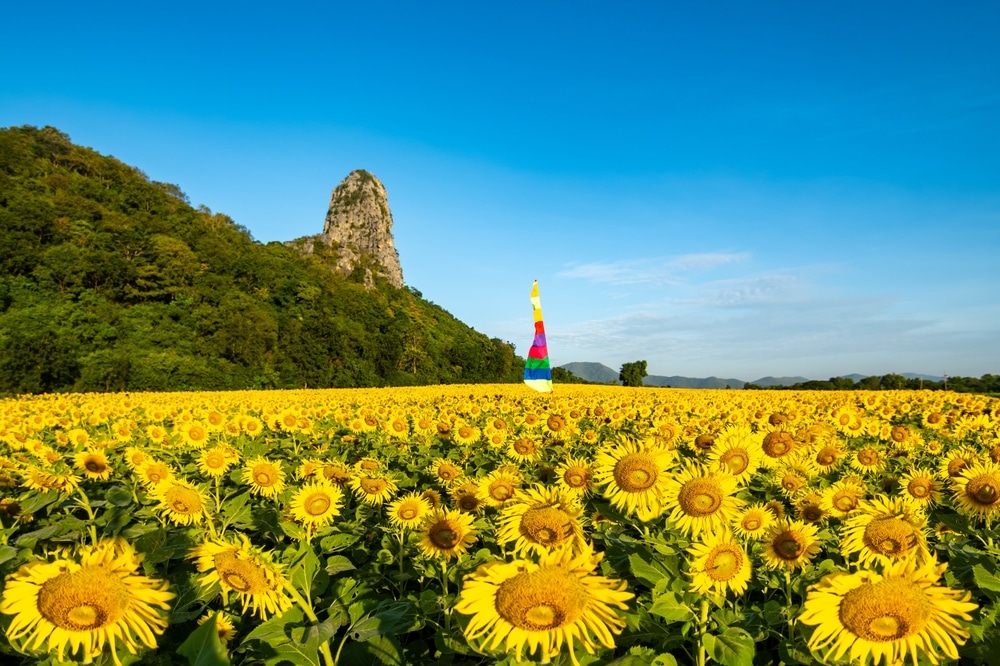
(205, 452), (226, 469)
(305, 493), (332, 516)
(720, 449), (749, 475)
(438, 465), (460, 481)
(908, 479), (931, 498)
(428, 522), (459, 549)
(612, 454), (659, 492)
(253, 467), (278, 486)
(37, 567), (130, 631)
(947, 458), (968, 477)
(782, 474), (805, 493)
(546, 416), (565, 432)
(84, 460), (105, 473)
(706, 545), (743, 581)
(772, 532), (804, 560)
(457, 495), (480, 512)
(742, 514), (762, 531)
(361, 479), (388, 495)
(816, 447), (840, 466)
(520, 506), (574, 547)
(762, 432), (794, 458)
(166, 486), (203, 515)
(839, 578), (930, 642)
(801, 505), (824, 522)
(833, 491), (859, 512)
(214, 551), (271, 594)
(678, 479), (723, 517)
(514, 439), (536, 455)
(397, 503), (419, 520)
(564, 468), (589, 488)
(857, 449), (880, 466)
(863, 518), (918, 557)
(495, 568), (587, 631)
(967, 476), (1000, 506)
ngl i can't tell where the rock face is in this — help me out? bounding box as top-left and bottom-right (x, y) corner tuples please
(292, 170), (404, 288)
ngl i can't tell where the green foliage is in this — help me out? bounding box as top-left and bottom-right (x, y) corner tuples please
(620, 360), (648, 387)
(0, 125), (523, 393)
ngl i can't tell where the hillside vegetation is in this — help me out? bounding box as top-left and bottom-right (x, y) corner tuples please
(0, 125), (521, 394)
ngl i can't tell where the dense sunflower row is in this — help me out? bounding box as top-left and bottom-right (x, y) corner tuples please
(0, 385), (998, 665)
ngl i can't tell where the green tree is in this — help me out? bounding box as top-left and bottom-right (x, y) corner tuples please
(619, 360), (648, 387)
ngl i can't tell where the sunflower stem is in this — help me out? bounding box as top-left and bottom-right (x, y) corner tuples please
(440, 557), (452, 635)
(784, 569), (797, 639)
(696, 597), (710, 666)
(285, 582), (335, 666)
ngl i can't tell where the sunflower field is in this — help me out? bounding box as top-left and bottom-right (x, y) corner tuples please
(0, 385), (998, 666)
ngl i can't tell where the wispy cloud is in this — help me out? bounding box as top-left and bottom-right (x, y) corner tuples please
(558, 252), (749, 285)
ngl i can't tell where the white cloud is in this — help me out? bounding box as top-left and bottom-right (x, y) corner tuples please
(557, 252), (749, 286)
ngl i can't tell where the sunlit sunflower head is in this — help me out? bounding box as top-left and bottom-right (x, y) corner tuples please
(772, 459), (817, 498)
(687, 530), (753, 597)
(497, 486), (585, 557)
(151, 478), (208, 526)
(0, 538), (174, 666)
(938, 446), (980, 479)
(799, 557), (978, 666)
(452, 422), (482, 446)
(179, 421), (210, 449)
(73, 449), (113, 481)
(477, 469), (523, 508)
(731, 502), (775, 540)
(289, 480), (343, 528)
(197, 445), (234, 479)
(507, 436), (542, 463)
(840, 495), (928, 568)
(760, 429), (798, 467)
(242, 416), (265, 438)
(707, 425), (764, 482)
(189, 535), (292, 620)
(420, 488), (442, 509)
(950, 459), (1000, 525)
(555, 456), (595, 498)
(455, 542), (633, 666)
(122, 446), (149, 471)
(819, 478), (869, 519)
(662, 463), (744, 537)
(898, 468), (943, 506)
(762, 519), (821, 570)
(593, 437), (675, 521)
(429, 458), (465, 488)
(197, 612), (237, 645)
(812, 440), (847, 471)
(321, 461), (352, 486)
(136, 460), (174, 488)
(850, 445), (887, 475)
(242, 457), (286, 498)
(418, 508), (478, 560)
(452, 481), (485, 513)
(349, 474), (398, 506)
(387, 491), (432, 529)
(353, 456), (383, 475)
(795, 492), (828, 524)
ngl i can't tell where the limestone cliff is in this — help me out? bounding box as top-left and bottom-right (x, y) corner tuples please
(289, 170), (404, 288)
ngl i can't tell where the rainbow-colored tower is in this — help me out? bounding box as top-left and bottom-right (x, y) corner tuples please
(523, 280), (553, 392)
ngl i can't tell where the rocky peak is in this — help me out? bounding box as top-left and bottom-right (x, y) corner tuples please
(289, 170), (404, 288)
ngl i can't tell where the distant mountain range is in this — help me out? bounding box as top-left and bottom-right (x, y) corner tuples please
(557, 363), (943, 388)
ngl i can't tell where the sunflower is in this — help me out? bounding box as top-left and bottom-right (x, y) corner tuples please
(197, 612), (236, 645)
(151, 479), (208, 526)
(452, 481), (485, 513)
(418, 508), (478, 560)
(850, 445), (886, 475)
(0, 538), (174, 665)
(760, 429), (798, 467)
(452, 422), (482, 446)
(950, 459), (1000, 524)
(289, 480), (343, 529)
(799, 557), (978, 666)
(122, 446), (149, 471)
(349, 474), (398, 506)
(136, 460), (174, 488)
(898, 468), (943, 506)
(477, 469), (523, 508)
(938, 446), (980, 479)
(197, 446), (234, 479)
(820, 477), (868, 519)
(179, 421), (210, 449)
(321, 461), (352, 486)
(707, 425), (763, 482)
(661, 464), (744, 537)
(840, 496), (928, 568)
(74, 449), (113, 481)
(555, 457), (595, 498)
(687, 530), (752, 597)
(497, 486), (585, 556)
(812, 440), (846, 471)
(429, 458), (464, 487)
(761, 519), (821, 570)
(386, 491), (432, 529)
(456, 543), (632, 666)
(730, 502), (774, 540)
(189, 535), (292, 619)
(593, 437), (675, 521)
(507, 436), (542, 463)
(242, 457), (286, 498)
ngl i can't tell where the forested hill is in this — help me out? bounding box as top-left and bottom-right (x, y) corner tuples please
(0, 125), (522, 394)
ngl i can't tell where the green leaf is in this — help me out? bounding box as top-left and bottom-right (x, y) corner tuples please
(326, 554), (356, 575)
(244, 606), (306, 644)
(0, 544), (20, 565)
(648, 592), (693, 624)
(628, 553), (668, 588)
(17, 490), (60, 515)
(105, 486), (133, 507)
(364, 634), (404, 666)
(177, 612), (231, 666)
(263, 624), (321, 666)
(288, 542), (321, 596)
(702, 627), (755, 666)
(350, 601), (414, 642)
(973, 564), (1000, 594)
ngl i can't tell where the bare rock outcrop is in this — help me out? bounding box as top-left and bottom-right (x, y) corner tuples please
(288, 170), (404, 288)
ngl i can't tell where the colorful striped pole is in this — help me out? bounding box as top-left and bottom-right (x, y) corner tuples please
(524, 280), (553, 392)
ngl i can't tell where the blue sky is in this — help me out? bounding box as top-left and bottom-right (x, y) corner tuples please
(3, 2), (998, 380)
